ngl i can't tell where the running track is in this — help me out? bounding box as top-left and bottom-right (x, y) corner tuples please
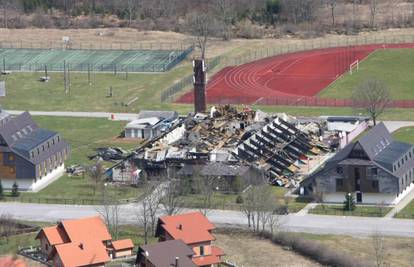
(177, 43), (414, 105)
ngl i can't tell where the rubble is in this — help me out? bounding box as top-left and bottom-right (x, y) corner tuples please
(89, 147), (128, 161)
(66, 165), (86, 177)
(110, 105), (331, 188)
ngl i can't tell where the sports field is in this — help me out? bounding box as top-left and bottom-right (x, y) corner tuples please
(0, 48), (190, 72)
(177, 44), (414, 105)
(319, 49), (414, 100)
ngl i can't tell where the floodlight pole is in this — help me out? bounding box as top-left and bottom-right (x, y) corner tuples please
(88, 64), (91, 85)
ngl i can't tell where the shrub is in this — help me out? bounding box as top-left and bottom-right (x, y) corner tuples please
(235, 195), (244, 204)
(11, 182), (19, 197)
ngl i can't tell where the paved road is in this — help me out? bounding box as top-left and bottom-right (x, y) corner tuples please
(6, 110), (138, 121)
(383, 121), (414, 133)
(1, 202), (413, 237)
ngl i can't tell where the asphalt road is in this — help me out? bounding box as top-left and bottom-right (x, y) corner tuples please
(1, 202), (413, 237)
(6, 110), (138, 121)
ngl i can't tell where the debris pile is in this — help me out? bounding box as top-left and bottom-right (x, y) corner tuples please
(119, 105), (330, 187)
(89, 147), (127, 161)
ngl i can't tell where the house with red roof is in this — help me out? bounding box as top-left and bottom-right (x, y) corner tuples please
(35, 216), (134, 267)
(155, 212), (224, 267)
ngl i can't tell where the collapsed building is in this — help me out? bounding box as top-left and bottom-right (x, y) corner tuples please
(111, 105), (333, 189)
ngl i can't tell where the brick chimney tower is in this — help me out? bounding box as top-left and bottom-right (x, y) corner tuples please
(193, 59), (206, 113)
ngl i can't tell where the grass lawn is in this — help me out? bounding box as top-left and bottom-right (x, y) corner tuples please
(3, 116), (145, 202)
(0, 64), (192, 113)
(392, 126), (414, 144)
(309, 204), (391, 217)
(319, 49), (414, 100)
(180, 186), (309, 212)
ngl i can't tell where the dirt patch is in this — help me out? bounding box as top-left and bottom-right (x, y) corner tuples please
(315, 235), (414, 267)
(214, 231), (320, 267)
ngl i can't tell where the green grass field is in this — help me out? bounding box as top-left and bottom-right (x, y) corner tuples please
(320, 49), (414, 100)
(0, 64), (192, 113)
(12, 116), (144, 201)
(309, 204), (391, 217)
(392, 126), (414, 144)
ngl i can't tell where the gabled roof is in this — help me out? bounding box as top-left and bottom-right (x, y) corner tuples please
(112, 239), (134, 251)
(137, 239), (195, 267)
(358, 122), (393, 160)
(138, 110), (178, 121)
(374, 141), (412, 171)
(156, 212), (216, 245)
(0, 112), (38, 146)
(60, 216), (112, 242)
(192, 246), (224, 266)
(35, 225), (69, 246)
(54, 239), (110, 267)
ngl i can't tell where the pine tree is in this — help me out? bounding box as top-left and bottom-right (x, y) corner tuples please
(0, 180), (3, 199)
(11, 182), (19, 197)
(343, 192), (356, 211)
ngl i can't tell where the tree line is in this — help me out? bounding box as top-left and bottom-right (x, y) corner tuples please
(1, 0), (413, 37)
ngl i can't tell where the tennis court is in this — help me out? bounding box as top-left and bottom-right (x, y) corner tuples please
(0, 47), (192, 72)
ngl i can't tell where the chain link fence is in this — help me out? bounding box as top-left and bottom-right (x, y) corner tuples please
(160, 55), (223, 102)
(0, 40), (193, 51)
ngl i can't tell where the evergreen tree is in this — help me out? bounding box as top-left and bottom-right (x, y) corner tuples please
(11, 182), (19, 197)
(0, 180), (3, 199)
(343, 193), (356, 211)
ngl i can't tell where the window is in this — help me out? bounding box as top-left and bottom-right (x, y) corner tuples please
(42, 145), (45, 151)
(57, 136), (60, 142)
(200, 246), (204, 256)
(47, 142), (50, 148)
(8, 155), (14, 161)
(372, 180), (379, 189)
(336, 166), (343, 174)
(406, 155), (408, 161)
(371, 168), (378, 175)
(31, 151), (34, 158)
(336, 179), (343, 188)
(37, 148), (40, 155)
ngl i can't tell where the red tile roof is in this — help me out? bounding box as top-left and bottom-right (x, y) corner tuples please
(60, 216), (112, 242)
(192, 246), (224, 266)
(37, 216), (113, 267)
(0, 257), (27, 267)
(159, 212), (216, 244)
(55, 240), (110, 267)
(112, 239), (134, 251)
(35, 225), (68, 245)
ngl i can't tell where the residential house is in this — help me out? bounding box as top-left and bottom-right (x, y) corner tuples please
(136, 240), (196, 267)
(155, 212), (224, 267)
(124, 110), (178, 140)
(0, 111), (69, 191)
(35, 216), (134, 267)
(301, 123), (414, 204)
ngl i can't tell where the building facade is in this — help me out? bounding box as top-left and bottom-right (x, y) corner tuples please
(301, 123), (414, 205)
(0, 111), (70, 191)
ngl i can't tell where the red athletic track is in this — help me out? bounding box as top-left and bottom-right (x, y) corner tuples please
(177, 43), (414, 105)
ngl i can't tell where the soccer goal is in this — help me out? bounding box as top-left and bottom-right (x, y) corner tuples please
(349, 60), (359, 75)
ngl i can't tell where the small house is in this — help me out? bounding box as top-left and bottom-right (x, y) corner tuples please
(125, 110), (178, 140)
(36, 216), (134, 267)
(155, 212), (224, 267)
(136, 239), (196, 267)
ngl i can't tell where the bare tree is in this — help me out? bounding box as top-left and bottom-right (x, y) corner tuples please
(371, 230), (386, 267)
(87, 161), (105, 196)
(326, 0), (338, 26)
(195, 174), (216, 216)
(369, 0), (379, 28)
(214, 0), (235, 40)
(0, 213), (14, 242)
(160, 180), (183, 215)
(99, 184), (120, 240)
(352, 78), (391, 126)
(186, 11), (221, 59)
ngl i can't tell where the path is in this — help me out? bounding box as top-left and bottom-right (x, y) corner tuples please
(6, 110), (138, 121)
(385, 186), (414, 218)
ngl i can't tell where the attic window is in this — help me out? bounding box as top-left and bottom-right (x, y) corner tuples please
(336, 166), (343, 174)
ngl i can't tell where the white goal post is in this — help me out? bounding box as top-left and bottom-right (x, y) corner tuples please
(349, 60), (359, 75)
